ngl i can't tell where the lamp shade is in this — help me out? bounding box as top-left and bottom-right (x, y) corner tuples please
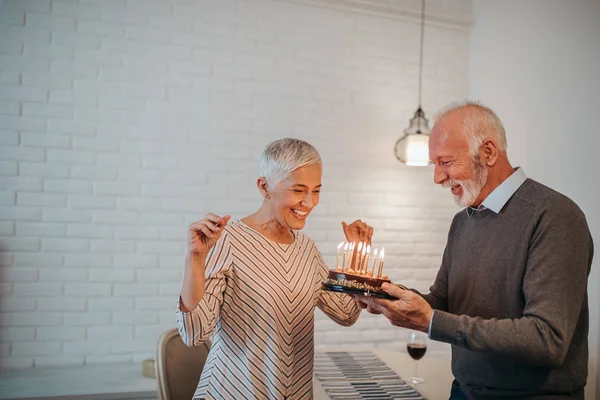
(394, 107), (431, 166)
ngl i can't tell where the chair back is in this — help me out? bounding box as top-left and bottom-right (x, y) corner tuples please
(155, 328), (211, 400)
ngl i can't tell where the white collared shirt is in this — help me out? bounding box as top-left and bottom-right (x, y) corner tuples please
(466, 167), (527, 217)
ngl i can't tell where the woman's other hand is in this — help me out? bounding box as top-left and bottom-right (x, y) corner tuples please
(341, 219), (374, 245)
(188, 213), (231, 255)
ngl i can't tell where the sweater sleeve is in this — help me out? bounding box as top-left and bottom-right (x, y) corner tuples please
(430, 206), (593, 367)
(176, 232), (232, 347)
(314, 243), (361, 327)
(421, 246), (450, 312)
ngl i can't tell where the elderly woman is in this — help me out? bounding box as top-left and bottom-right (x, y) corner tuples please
(177, 138), (371, 400)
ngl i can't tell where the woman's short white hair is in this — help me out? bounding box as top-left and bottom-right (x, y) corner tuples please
(435, 101), (507, 158)
(259, 138), (322, 186)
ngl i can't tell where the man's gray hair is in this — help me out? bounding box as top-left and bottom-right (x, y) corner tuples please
(435, 101), (507, 158)
(259, 138), (322, 186)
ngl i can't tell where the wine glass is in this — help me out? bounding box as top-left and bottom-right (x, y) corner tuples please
(406, 330), (427, 384)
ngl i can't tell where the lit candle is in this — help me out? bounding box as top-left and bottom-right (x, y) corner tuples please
(359, 243), (367, 274)
(336, 242), (344, 271)
(353, 242), (363, 271)
(355, 242), (362, 273)
(342, 242), (349, 272)
(369, 248), (378, 276)
(358, 243), (364, 274)
(376, 247), (385, 278)
(346, 242), (355, 271)
(362, 245), (371, 274)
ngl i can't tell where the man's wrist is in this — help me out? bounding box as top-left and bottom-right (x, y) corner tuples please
(427, 310), (435, 337)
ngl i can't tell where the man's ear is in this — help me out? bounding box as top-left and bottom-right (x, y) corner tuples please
(257, 177), (269, 199)
(481, 139), (499, 166)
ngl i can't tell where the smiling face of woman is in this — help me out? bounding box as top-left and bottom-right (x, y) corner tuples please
(267, 163), (322, 231)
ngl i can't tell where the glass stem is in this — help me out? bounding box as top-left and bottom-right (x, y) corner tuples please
(415, 360), (419, 380)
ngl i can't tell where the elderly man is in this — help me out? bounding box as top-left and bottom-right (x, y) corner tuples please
(358, 102), (594, 399)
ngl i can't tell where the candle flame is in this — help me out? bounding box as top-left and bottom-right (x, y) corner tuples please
(373, 248), (378, 258)
(366, 244), (371, 254)
(344, 242), (349, 251)
(380, 247), (384, 260)
(337, 242), (344, 250)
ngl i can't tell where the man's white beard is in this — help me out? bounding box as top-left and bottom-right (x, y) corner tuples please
(442, 158), (488, 207)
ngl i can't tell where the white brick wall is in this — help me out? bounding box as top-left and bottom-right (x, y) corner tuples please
(0, 0), (469, 368)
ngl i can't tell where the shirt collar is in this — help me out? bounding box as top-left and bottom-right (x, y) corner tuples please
(467, 167), (527, 216)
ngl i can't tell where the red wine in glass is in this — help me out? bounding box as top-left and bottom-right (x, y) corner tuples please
(407, 343), (427, 360)
(407, 331), (426, 384)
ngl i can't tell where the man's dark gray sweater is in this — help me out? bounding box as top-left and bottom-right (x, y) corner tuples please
(424, 179), (594, 398)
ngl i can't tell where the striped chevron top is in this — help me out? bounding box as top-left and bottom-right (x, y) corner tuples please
(176, 220), (361, 400)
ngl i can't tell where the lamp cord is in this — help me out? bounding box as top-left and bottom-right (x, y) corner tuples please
(418, 0), (425, 108)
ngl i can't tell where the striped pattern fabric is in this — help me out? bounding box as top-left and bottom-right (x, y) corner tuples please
(176, 220), (360, 400)
(314, 352), (425, 399)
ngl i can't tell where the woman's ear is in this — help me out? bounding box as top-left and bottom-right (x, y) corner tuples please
(257, 177), (269, 199)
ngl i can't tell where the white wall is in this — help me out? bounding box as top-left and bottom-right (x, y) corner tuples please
(0, 0), (470, 369)
(469, 0), (600, 398)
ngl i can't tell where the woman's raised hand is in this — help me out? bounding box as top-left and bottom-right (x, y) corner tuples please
(188, 213), (231, 255)
(341, 219), (374, 246)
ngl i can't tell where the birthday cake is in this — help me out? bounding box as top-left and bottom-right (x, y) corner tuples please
(325, 269), (389, 292)
(322, 242), (395, 298)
